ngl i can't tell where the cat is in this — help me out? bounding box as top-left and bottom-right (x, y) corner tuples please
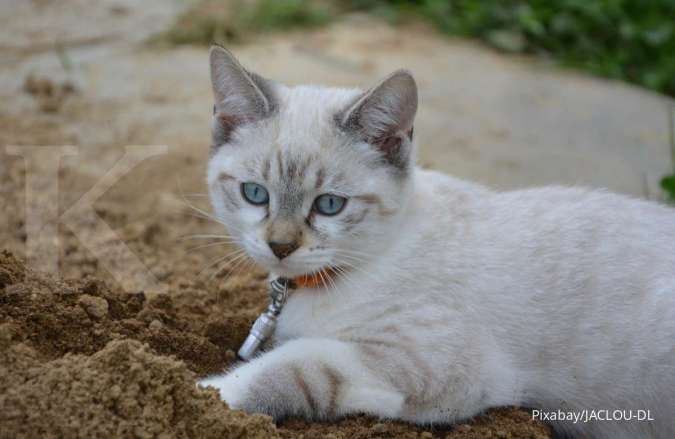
(199, 46), (675, 439)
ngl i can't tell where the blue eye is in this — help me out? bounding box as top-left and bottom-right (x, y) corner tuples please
(241, 182), (269, 205)
(314, 194), (347, 216)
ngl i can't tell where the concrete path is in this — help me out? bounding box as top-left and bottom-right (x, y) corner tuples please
(2, 0), (673, 198)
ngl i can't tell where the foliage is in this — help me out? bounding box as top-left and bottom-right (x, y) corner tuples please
(662, 112), (675, 202)
(661, 174), (675, 201)
(158, 0), (333, 45)
(347, 0), (675, 97)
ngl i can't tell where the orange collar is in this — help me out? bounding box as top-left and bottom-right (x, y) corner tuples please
(290, 267), (341, 289)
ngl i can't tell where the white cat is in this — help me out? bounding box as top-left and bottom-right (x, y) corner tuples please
(200, 46), (675, 439)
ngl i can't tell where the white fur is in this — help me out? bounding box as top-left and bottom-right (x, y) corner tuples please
(201, 49), (675, 438)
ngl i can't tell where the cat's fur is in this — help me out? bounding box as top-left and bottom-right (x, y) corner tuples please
(200, 46), (675, 438)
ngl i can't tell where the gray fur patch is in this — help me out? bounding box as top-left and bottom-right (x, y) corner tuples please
(354, 194), (396, 216)
(292, 366), (317, 414)
(343, 208), (369, 231)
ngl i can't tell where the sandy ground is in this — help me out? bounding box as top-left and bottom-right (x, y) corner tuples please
(1, 0), (673, 437)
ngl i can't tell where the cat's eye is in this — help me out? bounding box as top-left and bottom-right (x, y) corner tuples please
(241, 182), (269, 205)
(313, 194), (347, 216)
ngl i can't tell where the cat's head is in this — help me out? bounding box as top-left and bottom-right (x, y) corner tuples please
(207, 46), (417, 279)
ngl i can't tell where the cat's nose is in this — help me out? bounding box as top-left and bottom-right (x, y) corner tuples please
(268, 241), (299, 260)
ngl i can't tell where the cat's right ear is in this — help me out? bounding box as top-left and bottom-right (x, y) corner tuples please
(209, 46), (276, 147)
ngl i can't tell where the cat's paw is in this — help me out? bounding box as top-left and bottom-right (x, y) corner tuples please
(198, 372), (248, 409)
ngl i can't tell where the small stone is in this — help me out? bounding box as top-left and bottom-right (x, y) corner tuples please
(109, 384), (121, 398)
(371, 423), (387, 433)
(149, 319), (163, 331)
(78, 294), (109, 320)
(420, 432), (433, 439)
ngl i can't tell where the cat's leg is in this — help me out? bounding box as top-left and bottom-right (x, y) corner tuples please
(198, 338), (405, 420)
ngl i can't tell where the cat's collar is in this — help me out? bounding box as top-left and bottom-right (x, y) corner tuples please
(288, 267), (341, 289)
(237, 269), (342, 361)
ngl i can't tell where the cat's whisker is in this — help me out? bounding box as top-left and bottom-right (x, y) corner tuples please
(332, 265), (358, 297)
(180, 200), (221, 222)
(332, 263), (361, 286)
(179, 234), (237, 241)
(198, 248), (246, 278)
(177, 190), (233, 229)
(332, 265), (366, 299)
(184, 211), (227, 226)
(334, 258), (383, 285)
(185, 240), (240, 253)
(209, 252), (249, 282)
(334, 248), (374, 258)
(219, 253), (255, 285)
(323, 266), (341, 297)
(334, 253), (369, 266)
(336, 251), (416, 284)
(183, 193), (209, 198)
(207, 251), (250, 282)
(317, 268), (328, 291)
(333, 249), (373, 264)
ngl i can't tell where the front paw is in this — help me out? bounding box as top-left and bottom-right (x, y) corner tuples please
(198, 371), (249, 410)
(198, 366), (303, 420)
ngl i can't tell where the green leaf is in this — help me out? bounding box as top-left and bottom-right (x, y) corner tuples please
(486, 29), (527, 52)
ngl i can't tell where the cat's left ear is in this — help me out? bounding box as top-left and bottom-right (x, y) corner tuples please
(337, 70), (417, 171)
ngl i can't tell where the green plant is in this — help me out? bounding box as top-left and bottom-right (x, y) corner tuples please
(661, 174), (675, 201)
(347, 0), (675, 97)
(158, 0), (333, 46)
(239, 0), (332, 32)
(662, 106), (675, 202)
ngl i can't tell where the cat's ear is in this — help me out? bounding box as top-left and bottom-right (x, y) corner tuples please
(209, 46), (276, 146)
(337, 70), (417, 170)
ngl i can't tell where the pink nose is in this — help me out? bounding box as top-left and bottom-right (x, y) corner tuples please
(268, 241), (299, 260)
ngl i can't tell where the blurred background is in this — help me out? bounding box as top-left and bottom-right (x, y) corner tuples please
(2, 0), (675, 200)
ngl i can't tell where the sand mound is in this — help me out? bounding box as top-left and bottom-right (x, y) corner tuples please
(0, 252), (278, 438)
(0, 250), (249, 376)
(0, 339), (277, 438)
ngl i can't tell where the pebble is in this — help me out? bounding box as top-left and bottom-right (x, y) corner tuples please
(78, 294), (109, 320)
(371, 423), (387, 433)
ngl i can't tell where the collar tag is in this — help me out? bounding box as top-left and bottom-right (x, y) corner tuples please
(237, 277), (290, 361)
